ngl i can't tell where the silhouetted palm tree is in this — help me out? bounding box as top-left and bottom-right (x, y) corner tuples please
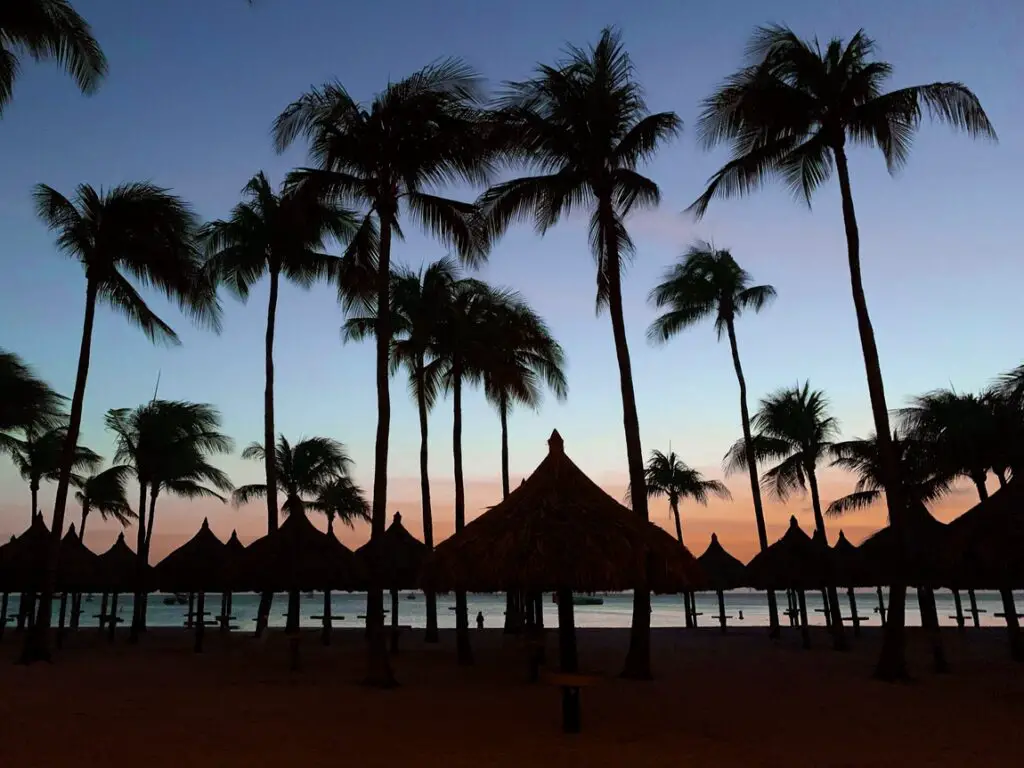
(649, 242), (778, 634)
(24, 182), (220, 662)
(106, 400), (232, 640)
(641, 449), (730, 548)
(343, 257), (459, 642)
(74, 465), (134, 538)
(274, 60), (493, 685)
(202, 171), (365, 633)
(725, 382), (846, 648)
(479, 27), (680, 678)
(690, 24), (996, 681)
(0, 349), (65, 439)
(310, 477), (370, 536)
(433, 277), (502, 664)
(0, 0), (106, 115)
(6, 425), (100, 524)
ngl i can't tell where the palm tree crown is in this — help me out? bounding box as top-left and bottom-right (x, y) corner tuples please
(234, 435), (358, 519)
(638, 449), (730, 545)
(0, 0), (107, 115)
(74, 464), (135, 535)
(309, 476), (370, 535)
(0, 349), (65, 436)
(648, 242), (775, 342)
(688, 25), (996, 217)
(724, 382), (839, 502)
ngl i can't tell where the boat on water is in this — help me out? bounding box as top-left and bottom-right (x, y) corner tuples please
(162, 593), (188, 606)
(552, 593), (604, 606)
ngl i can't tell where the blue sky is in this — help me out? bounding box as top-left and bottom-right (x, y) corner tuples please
(1, 0), (1021, 541)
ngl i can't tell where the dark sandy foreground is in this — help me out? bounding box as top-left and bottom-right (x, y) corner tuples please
(0, 626), (1021, 767)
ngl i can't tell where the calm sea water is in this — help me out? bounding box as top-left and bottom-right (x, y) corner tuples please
(9, 589), (1019, 630)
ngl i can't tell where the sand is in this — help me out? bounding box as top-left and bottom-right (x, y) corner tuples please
(0, 625), (1021, 767)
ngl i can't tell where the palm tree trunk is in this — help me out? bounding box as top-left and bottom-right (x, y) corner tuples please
(256, 267), (282, 637)
(807, 468), (847, 650)
(833, 145), (909, 682)
(79, 507), (89, 539)
(453, 366), (473, 665)
(596, 205), (651, 680)
(129, 482), (148, 643)
(499, 397), (522, 635)
(973, 475), (989, 501)
(670, 499), (694, 630)
(22, 278), (99, 664)
(917, 586), (949, 672)
(30, 480), (39, 525)
(998, 588), (1023, 662)
(365, 208), (395, 687)
(139, 489), (159, 630)
(724, 317), (780, 638)
(416, 363), (438, 644)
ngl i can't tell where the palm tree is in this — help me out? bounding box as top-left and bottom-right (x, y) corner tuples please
(639, 449), (730, 630)
(74, 465), (134, 538)
(0, 349), (65, 439)
(273, 60), (494, 685)
(24, 182), (220, 662)
(482, 293), (567, 632)
(6, 425), (100, 524)
(342, 257), (458, 642)
(201, 171), (365, 633)
(0, 0), (106, 116)
(690, 24), (995, 681)
(896, 390), (997, 501)
(478, 27), (680, 679)
(648, 242), (778, 635)
(432, 277), (503, 664)
(106, 400), (233, 640)
(724, 382), (846, 648)
(309, 476), (370, 536)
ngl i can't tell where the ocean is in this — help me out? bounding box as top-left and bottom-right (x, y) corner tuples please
(7, 589), (1018, 630)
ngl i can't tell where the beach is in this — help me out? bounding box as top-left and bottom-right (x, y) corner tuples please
(1, 626), (1020, 767)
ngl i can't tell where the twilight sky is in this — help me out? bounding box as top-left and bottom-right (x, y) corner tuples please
(1, 0), (1021, 560)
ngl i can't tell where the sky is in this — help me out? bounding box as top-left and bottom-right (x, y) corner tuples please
(1, 0), (1021, 561)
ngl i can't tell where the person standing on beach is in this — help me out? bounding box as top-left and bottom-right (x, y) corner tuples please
(476, 611), (484, 630)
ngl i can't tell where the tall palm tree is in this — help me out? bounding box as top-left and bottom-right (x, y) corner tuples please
(479, 27), (680, 679)
(273, 60), (494, 685)
(648, 242), (778, 635)
(482, 293), (567, 632)
(896, 390), (997, 501)
(24, 182), (220, 662)
(201, 171), (365, 633)
(342, 257), (458, 642)
(432, 277), (503, 664)
(6, 425), (100, 524)
(309, 476), (370, 536)
(639, 449), (730, 630)
(0, 349), (65, 439)
(641, 449), (731, 548)
(106, 400), (232, 640)
(73, 464), (134, 538)
(724, 382), (846, 648)
(690, 24), (995, 681)
(0, 0), (106, 115)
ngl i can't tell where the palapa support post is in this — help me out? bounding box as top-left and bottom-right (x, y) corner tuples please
(556, 587), (580, 734)
(70, 593), (81, 629)
(952, 590), (965, 630)
(390, 588), (400, 654)
(535, 593), (544, 629)
(186, 592), (196, 629)
(997, 588), (1023, 663)
(717, 590), (727, 633)
(968, 589), (982, 628)
(0, 592), (8, 641)
(107, 592), (119, 642)
(847, 588), (861, 638)
(820, 589), (832, 628)
(56, 592), (68, 649)
(797, 590), (810, 650)
(321, 589), (332, 646)
(786, 589), (797, 627)
(97, 592), (108, 635)
(194, 591), (206, 654)
(876, 587), (886, 626)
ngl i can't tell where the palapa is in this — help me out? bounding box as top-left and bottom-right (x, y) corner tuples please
(58, 524), (102, 592)
(0, 516), (52, 591)
(423, 431), (701, 593)
(858, 503), (952, 588)
(746, 517), (825, 590)
(97, 532), (144, 592)
(238, 510), (362, 592)
(696, 533), (747, 591)
(830, 531), (871, 588)
(945, 481), (1024, 589)
(153, 518), (227, 592)
(356, 511), (427, 589)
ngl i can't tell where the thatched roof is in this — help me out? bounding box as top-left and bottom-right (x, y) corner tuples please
(58, 524), (102, 592)
(225, 530), (245, 556)
(422, 431), (702, 593)
(237, 511), (362, 591)
(97, 532), (143, 591)
(858, 503), (952, 587)
(153, 518), (227, 592)
(0, 516), (50, 591)
(830, 530), (871, 588)
(356, 511), (427, 589)
(696, 533), (747, 591)
(945, 481), (1024, 588)
(746, 517), (825, 590)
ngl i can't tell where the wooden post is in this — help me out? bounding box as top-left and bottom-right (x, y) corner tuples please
(0, 592), (8, 641)
(56, 591), (68, 649)
(194, 591), (206, 653)
(821, 589), (832, 628)
(321, 589), (332, 646)
(847, 588), (861, 638)
(390, 588), (399, 654)
(98, 592), (108, 635)
(186, 592), (196, 629)
(107, 592), (119, 642)
(968, 589), (981, 628)
(535, 593), (544, 629)
(798, 590), (811, 650)
(717, 590), (727, 633)
(876, 586), (886, 627)
(952, 590), (965, 630)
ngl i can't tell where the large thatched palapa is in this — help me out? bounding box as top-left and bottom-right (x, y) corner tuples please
(745, 516), (824, 591)
(696, 533), (747, 632)
(154, 518), (227, 593)
(425, 430), (701, 594)
(357, 511), (427, 590)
